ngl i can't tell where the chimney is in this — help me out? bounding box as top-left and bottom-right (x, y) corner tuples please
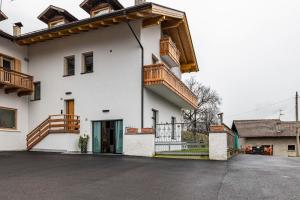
(13, 22), (23, 36)
(135, 0), (146, 5)
(217, 113), (224, 125)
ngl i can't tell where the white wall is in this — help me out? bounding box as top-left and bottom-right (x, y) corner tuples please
(124, 134), (155, 157)
(144, 89), (182, 127)
(141, 25), (161, 65)
(0, 36), (29, 151)
(32, 133), (80, 152)
(209, 132), (228, 160)
(28, 21), (142, 152)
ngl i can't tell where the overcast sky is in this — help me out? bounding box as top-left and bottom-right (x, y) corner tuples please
(1, 0), (299, 125)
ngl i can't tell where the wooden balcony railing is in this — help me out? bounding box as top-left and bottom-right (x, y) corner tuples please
(160, 36), (180, 66)
(144, 63), (198, 109)
(27, 114), (80, 150)
(0, 66), (34, 95)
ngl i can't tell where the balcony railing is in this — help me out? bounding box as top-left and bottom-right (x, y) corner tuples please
(144, 63), (198, 109)
(0, 66), (34, 96)
(160, 36), (180, 67)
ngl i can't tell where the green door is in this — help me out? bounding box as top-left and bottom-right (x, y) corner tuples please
(92, 122), (101, 153)
(115, 120), (123, 154)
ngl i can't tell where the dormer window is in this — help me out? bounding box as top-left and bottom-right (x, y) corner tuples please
(91, 6), (112, 17)
(80, 0), (123, 18)
(49, 18), (65, 28)
(38, 5), (78, 29)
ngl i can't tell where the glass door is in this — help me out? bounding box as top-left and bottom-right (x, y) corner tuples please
(92, 122), (101, 154)
(115, 120), (123, 154)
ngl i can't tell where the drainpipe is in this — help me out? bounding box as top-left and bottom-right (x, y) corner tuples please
(125, 18), (144, 128)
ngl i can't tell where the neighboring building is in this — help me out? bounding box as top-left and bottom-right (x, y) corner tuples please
(0, 0), (198, 156)
(232, 119), (300, 157)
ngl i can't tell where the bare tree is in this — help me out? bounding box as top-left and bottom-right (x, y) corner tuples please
(183, 77), (222, 135)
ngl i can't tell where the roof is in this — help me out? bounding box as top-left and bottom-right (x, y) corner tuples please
(0, 10), (8, 21)
(232, 119), (300, 138)
(80, 0), (124, 14)
(0, 30), (13, 41)
(15, 3), (199, 73)
(38, 5), (78, 24)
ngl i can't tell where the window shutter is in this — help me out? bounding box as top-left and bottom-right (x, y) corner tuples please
(14, 59), (21, 72)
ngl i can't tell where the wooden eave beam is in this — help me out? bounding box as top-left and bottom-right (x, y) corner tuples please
(143, 16), (166, 28)
(18, 91), (32, 97)
(181, 63), (196, 72)
(162, 19), (184, 30)
(5, 88), (19, 94)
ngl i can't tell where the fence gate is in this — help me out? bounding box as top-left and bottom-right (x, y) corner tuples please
(154, 123), (209, 157)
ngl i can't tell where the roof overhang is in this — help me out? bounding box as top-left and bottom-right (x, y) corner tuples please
(0, 10), (8, 21)
(0, 30), (13, 41)
(16, 3), (198, 73)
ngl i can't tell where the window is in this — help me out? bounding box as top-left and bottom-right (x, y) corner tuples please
(82, 52), (93, 74)
(288, 145), (296, 152)
(0, 107), (17, 130)
(49, 19), (65, 28)
(64, 56), (75, 76)
(0, 56), (13, 70)
(32, 82), (41, 101)
(92, 7), (111, 17)
(171, 117), (176, 139)
(152, 109), (158, 137)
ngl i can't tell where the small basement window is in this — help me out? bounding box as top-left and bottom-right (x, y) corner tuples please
(288, 145), (296, 152)
(32, 82), (41, 101)
(0, 107), (17, 130)
(82, 52), (93, 74)
(64, 56), (75, 76)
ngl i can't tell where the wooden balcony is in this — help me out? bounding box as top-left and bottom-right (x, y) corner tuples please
(0, 66), (34, 96)
(144, 63), (198, 109)
(160, 36), (180, 67)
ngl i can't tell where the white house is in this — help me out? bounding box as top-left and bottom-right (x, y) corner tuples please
(0, 0), (198, 156)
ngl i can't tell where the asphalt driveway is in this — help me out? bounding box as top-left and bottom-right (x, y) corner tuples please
(0, 152), (299, 200)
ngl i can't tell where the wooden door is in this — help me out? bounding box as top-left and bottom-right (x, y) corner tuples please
(66, 100), (74, 115)
(66, 100), (75, 130)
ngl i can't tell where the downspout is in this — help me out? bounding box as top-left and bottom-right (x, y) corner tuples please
(125, 18), (144, 128)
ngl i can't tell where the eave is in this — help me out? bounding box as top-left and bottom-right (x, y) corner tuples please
(15, 3), (199, 73)
(0, 30), (13, 41)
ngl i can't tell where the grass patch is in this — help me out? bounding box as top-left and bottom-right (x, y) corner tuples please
(174, 148), (209, 153)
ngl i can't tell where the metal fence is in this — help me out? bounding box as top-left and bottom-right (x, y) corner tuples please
(155, 123), (209, 156)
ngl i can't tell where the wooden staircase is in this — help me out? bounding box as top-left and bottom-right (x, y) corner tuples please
(27, 114), (80, 151)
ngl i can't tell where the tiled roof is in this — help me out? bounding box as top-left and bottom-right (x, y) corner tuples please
(0, 30), (13, 40)
(232, 119), (300, 138)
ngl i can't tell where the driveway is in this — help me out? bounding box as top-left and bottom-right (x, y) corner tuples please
(0, 152), (299, 200)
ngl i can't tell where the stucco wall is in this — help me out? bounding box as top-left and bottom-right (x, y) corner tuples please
(209, 132), (228, 160)
(0, 37), (29, 151)
(241, 137), (298, 157)
(124, 134), (155, 157)
(32, 133), (80, 152)
(28, 21), (143, 152)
